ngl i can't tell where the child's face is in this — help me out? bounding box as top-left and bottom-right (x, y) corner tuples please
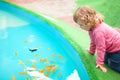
(77, 21), (91, 31)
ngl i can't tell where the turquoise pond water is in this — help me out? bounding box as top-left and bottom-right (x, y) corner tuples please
(0, 24), (75, 80)
(0, 10), (82, 80)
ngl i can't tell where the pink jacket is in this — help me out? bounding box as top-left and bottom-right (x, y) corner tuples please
(89, 22), (120, 64)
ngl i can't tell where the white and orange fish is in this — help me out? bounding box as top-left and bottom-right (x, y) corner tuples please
(24, 67), (53, 80)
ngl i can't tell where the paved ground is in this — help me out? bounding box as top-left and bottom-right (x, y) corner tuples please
(10, 0), (78, 27)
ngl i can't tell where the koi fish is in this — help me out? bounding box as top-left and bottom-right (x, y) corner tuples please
(14, 51), (18, 56)
(11, 74), (15, 80)
(24, 40), (30, 43)
(18, 72), (27, 75)
(24, 67), (53, 80)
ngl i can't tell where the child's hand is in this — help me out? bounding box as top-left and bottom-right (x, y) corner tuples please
(96, 64), (107, 73)
(86, 48), (94, 55)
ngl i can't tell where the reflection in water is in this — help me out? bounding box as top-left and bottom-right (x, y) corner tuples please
(0, 29), (7, 39)
(0, 16), (7, 39)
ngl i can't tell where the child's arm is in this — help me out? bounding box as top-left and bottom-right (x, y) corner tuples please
(94, 31), (107, 72)
(88, 31), (96, 54)
(87, 48), (95, 55)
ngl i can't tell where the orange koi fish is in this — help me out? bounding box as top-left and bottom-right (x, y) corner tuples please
(14, 51), (18, 56)
(11, 74), (15, 80)
(18, 72), (27, 75)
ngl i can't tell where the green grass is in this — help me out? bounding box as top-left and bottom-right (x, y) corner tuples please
(75, 0), (120, 27)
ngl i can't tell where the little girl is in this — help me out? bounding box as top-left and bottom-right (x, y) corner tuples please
(73, 5), (120, 73)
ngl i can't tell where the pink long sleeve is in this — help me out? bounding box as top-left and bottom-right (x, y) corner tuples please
(89, 22), (120, 64)
(89, 31), (96, 54)
(94, 31), (106, 64)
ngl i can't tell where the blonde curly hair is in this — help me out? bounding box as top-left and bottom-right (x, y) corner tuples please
(73, 5), (104, 28)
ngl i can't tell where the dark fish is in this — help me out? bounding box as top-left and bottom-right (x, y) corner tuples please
(29, 48), (38, 52)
